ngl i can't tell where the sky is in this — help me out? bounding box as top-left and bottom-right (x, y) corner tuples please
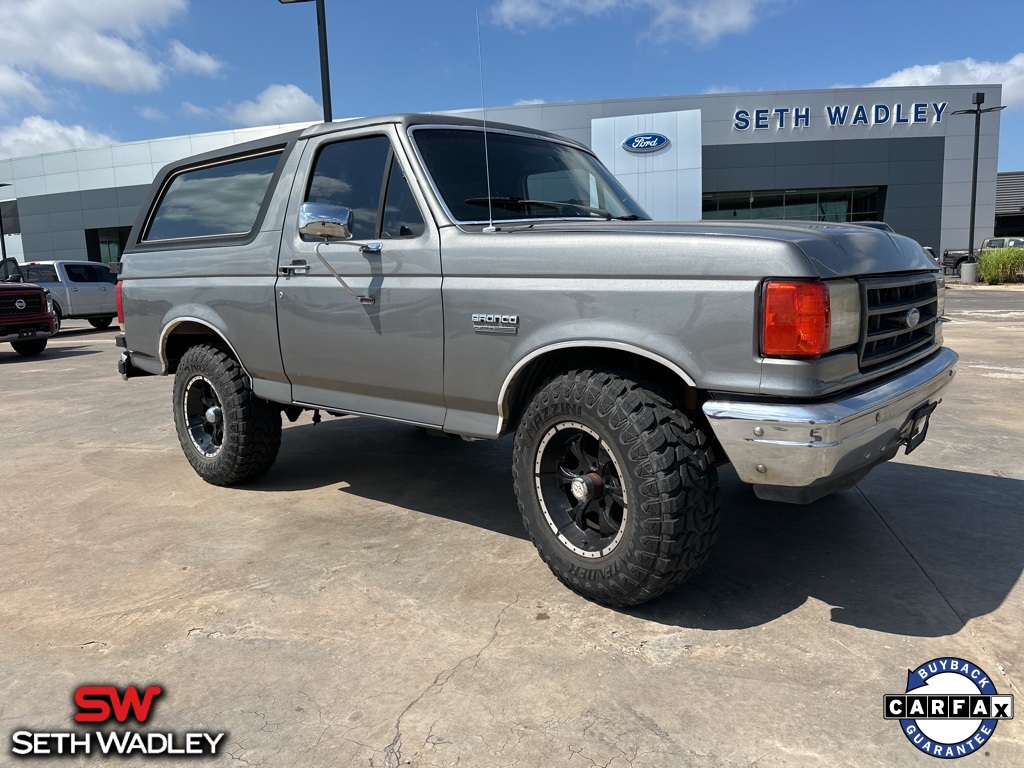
(1, 0), (1023, 169)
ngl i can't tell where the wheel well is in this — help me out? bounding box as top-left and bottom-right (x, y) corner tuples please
(163, 321), (234, 374)
(503, 348), (705, 434)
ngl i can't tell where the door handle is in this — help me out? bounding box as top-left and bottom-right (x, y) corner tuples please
(278, 261), (310, 276)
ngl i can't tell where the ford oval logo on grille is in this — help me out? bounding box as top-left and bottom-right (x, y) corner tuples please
(622, 133), (670, 153)
(904, 308), (921, 329)
(14, 299), (26, 310)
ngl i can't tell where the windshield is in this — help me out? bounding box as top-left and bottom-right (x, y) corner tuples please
(412, 127), (649, 224)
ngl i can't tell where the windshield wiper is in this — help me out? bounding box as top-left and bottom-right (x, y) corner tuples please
(464, 196), (613, 220)
(612, 214), (645, 221)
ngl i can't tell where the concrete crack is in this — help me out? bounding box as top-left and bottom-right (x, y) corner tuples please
(381, 591), (521, 768)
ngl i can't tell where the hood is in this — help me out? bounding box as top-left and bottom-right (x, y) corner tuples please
(501, 219), (937, 279)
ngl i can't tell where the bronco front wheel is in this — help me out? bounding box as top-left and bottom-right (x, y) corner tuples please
(512, 370), (720, 607)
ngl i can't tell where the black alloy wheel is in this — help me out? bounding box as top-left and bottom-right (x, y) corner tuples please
(182, 374), (225, 457)
(534, 422), (628, 558)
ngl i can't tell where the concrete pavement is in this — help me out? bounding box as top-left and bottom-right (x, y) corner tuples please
(1, 289), (1022, 767)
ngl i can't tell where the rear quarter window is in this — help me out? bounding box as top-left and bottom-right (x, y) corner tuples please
(24, 265), (58, 282)
(144, 151), (282, 242)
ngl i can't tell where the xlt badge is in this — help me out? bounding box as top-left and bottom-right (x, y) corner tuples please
(472, 313), (519, 335)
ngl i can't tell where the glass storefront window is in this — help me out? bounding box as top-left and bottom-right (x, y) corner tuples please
(702, 187), (884, 224)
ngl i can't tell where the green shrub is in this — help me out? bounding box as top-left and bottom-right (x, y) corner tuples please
(978, 247), (1024, 285)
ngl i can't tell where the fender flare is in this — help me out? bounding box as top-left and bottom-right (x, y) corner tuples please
(159, 316), (251, 379)
(496, 340), (698, 433)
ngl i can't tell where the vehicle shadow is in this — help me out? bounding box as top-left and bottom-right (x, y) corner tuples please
(628, 463), (1024, 637)
(252, 416), (525, 540)
(0, 344), (102, 362)
(250, 416), (1024, 638)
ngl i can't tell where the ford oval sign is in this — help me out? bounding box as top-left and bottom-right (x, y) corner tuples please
(622, 133), (670, 153)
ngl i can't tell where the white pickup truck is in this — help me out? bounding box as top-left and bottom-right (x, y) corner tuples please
(20, 260), (117, 331)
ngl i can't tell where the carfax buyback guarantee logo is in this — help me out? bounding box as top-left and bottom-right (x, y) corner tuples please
(885, 658), (1014, 759)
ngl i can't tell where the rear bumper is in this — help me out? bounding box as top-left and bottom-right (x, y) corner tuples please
(702, 347), (958, 504)
(116, 334), (153, 380)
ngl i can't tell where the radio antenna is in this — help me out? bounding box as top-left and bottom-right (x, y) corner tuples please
(476, 10), (497, 233)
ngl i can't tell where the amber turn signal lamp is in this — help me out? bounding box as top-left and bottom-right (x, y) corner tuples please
(762, 281), (830, 357)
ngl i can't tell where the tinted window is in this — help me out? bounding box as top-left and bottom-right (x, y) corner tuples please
(62, 264), (115, 283)
(987, 239), (1004, 248)
(64, 264), (93, 283)
(306, 136), (390, 240)
(145, 151), (282, 241)
(381, 156), (425, 238)
(24, 265), (58, 283)
(91, 264), (116, 284)
(413, 128), (647, 223)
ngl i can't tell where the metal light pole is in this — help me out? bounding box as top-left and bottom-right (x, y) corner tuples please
(278, 0), (333, 123)
(0, 182), (11, 262)
(952, 92), (1006, 262)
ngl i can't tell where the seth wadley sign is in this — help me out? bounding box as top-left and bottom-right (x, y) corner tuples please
(733, 102), (948, 130)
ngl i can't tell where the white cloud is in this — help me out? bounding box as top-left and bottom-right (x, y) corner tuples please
(513, 98), (546, 106)
(0, 65), (47, 111)
(137, 106), (166, 121)
(182, 101), (214, 119)
(702, 84), (742, 94)
(0, 0), (195, 104)
(223, 84), (322, 127)
(860, 53), (1024, 110)
(0, 116), (114, 160)
(169, 40), (224, 77)
(492, 0), (766, 44)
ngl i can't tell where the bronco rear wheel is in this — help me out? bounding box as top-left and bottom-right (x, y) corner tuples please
(512, 369), (720, 607)
(172, 344), (281, 486)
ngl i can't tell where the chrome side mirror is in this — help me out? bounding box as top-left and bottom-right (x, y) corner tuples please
(299, 202), (353, 240)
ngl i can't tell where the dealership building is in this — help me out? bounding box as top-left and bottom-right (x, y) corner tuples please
(0, 83), (1006, 263)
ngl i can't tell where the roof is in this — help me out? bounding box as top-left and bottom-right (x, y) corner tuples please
(298, 113), (587, 149)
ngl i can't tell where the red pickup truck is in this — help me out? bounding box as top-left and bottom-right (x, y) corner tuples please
(1, 258), (57, 356)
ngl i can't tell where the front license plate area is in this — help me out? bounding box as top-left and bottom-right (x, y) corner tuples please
(903, 401), (938, 454)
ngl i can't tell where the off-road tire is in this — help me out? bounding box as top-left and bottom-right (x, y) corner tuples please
(172, 344), (281, 486)
(11, 338), (47, 356)
(512, 369), (720, 607)
(89, 317), (113, 329)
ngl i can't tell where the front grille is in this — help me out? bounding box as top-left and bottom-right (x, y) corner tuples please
(858, 274), (939, 371)
(0, 293), (43, 316)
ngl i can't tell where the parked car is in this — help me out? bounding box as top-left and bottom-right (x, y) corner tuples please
(0, 258), (58, 356)
(20, 260), (117, 332)
(116, 114), (956, 607)
(942, 237), (1024, 275)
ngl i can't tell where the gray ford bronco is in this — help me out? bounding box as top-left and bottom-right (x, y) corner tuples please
(116, 114), (957, 607)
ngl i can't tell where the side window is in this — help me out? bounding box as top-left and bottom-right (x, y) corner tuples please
(987, 239), (1004, 248)
(145, 151), (282, 242)
(306, 136), (391, 240)
(64, 264), (92, 283)
(90, 264), (116, 284)
(24, 265), (58, 282)
(381, 156), (425, 238)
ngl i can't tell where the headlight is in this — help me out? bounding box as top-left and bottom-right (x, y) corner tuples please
(45, 290), (54, 314)
(936, 276), (946, 317)
(827, 279), (861, 351)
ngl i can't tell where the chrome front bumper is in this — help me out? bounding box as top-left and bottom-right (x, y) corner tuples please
(702, 347), (958, 504)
